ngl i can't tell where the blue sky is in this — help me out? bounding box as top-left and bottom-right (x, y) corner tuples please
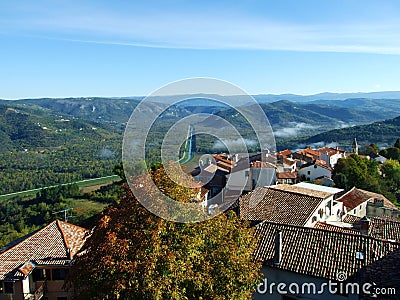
(1, 0), (400, 99)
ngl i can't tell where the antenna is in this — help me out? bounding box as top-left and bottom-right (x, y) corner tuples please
(52, 208), (74, 222)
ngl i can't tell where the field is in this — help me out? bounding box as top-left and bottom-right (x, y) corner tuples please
(0, 175), (121, 201)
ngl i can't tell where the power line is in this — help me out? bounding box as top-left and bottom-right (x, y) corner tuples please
(52, 208), (74, 222)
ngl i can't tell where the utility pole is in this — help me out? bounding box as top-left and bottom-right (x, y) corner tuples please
(52, 208), (74, 222)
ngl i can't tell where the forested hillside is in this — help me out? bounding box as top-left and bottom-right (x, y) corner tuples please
(0, 104), (122, 194)
(303, 116), (400, 147)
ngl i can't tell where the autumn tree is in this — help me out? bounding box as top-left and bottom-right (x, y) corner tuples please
(69, 164), (261, 299)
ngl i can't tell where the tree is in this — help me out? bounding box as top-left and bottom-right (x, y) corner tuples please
(333, 155), (380, 192)
(361, 144), (379, 156)
(69, 164), (261, 300)
(395, 138), (400, 149)
(380, 147), (400, 161)
(381, 159), (400, 194)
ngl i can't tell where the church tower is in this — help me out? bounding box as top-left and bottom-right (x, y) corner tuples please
(352, 138), (358, 155)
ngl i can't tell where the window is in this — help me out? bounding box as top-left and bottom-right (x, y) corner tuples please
(4, 282), (13, 294)
(312, 216), (317, 223)
(32, 268), (47, 281)
(307, 171), (311, 175)
(52, 268), (69, 281)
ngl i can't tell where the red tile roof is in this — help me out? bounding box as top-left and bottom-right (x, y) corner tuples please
(318, 147), (345, 155)
(254, 221), (400, 281)
(337, 187), (398, 211)
(296, 147), (322, 157)
(277, 172), (297, 179)
(0, 220), (90, 280)
(251, 161), (275, 168)
(277, 149), (292, 157)
(239, 185), (329, 226)
(314, 221), (359, 234)
(320, 217), (400, 242)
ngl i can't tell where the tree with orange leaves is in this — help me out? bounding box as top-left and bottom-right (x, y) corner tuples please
(69, 164), (261, 299)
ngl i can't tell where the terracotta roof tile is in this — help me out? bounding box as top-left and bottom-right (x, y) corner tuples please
(296, 147), (322, 157)
(277, 149), (292, 157)
(0, 220), (90, 280)
(239, 185), (327, 226)
(321, 216), (400, 242)
(271, 184), (332, 199)
(277, 172), (297, 179)
(337, 187), (398, 211)
(251, 161), (276, 168)
(254, 221), (400, 281)
(314, 222), (359, 234)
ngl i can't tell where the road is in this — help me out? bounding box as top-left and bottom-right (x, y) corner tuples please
(179, 125), (194, 164)
(0, 175), (120, 199)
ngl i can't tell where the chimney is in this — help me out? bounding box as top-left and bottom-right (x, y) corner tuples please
(274, 230), (282, 266)
(360, 216), (370, 236)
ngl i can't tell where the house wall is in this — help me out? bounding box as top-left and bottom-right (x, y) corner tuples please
(305, 196), (335, 227)
(0, 281), (24, 300)
(367, 204), (400, 218)
(344, 201), (368, 218)
(254, 267), (358, 300)
(251, 168), (276, 189)
(227, 169), (252, 192)
(298, 165), (332, 182)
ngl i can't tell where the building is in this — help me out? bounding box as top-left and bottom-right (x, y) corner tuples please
(276, 171), (297, 185)
(315, 215), (400, 242)
(352, 138), (359, 155)
(318, 147), (346, 168)
(253, 221), (400, 300)
(336, 187), (400, 218)
(239, 184), (343, 226)
(297, 162), (333, 182)
(294, 182), (344, 198)
(0, 220), (90, 300)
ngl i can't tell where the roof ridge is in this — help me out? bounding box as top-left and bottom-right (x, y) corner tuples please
(270, 185), (329, 199)
(56, 220), (71, 255)
(256, 220), (400, 244)
(0, 221), (57, 258)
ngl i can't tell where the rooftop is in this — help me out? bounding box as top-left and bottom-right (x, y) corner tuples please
(254, 221), (400, 281)
(294, 182), (344, 195)
(296, 147), (322, 157)
(0, 220), (90, 281)
(239, 185), (329, 226)
(316, 216), (400, 242)
(337, 187), (398, 211)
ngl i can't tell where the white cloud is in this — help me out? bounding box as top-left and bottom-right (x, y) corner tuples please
(213, 138), (258, 151)
(2, 2), (400, 54)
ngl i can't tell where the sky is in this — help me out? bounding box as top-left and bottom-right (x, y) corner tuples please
(1, 0), (400, 99)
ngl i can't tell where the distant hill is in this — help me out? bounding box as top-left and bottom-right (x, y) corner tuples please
(5, 96), (394, 143)
(301, 116), (400, 148)
(253, 91), (400, 103)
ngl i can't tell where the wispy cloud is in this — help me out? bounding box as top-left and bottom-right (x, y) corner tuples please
(213, 138), (258, 151)
(2, 2), (400, 54)
(274, 122), (318, 138)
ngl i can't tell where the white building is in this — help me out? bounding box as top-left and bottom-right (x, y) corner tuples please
(298, 162), (332, 182)
(318, 147), (346, 168)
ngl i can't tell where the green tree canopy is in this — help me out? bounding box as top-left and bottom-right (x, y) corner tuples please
(333, 154), (380, 191)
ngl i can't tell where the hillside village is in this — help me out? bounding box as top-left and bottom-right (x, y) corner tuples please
(1, 140), (400, 300)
